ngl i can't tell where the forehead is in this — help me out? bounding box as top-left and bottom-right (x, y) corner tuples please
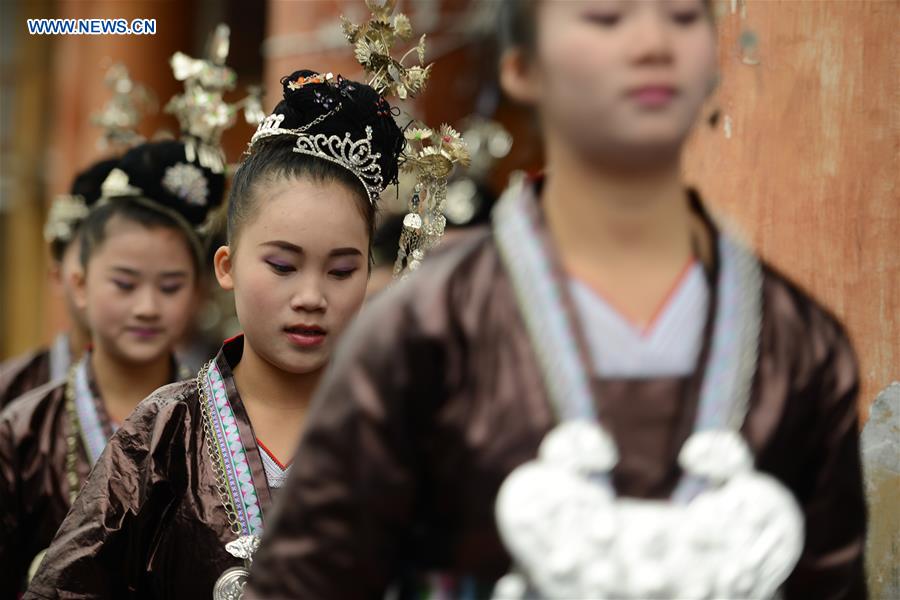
(91, 219), (194, 272)
(241, 178), (369, 251)
(540, 0), (707, 15)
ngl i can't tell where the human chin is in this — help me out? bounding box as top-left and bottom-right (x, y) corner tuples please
(112, 330), (171, 364)
(594, 110), (691, 158)
(620, 119), (690, 152)
(274, 338), (329, 375)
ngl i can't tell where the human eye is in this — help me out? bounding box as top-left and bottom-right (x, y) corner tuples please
(329, 268), (358, 280)
(160, 283), (185, 295)
(112, 279), (135, 292)
(265, 259), (296, 275)
(584, 11), (622, 27)
(671, 9), (702, 25)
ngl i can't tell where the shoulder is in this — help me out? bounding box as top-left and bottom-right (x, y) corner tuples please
(0, 348), (47, 381)
(0, 348), (50, 406)
(760, 261), (854, 357)
(138, 379), (198, 414)
(0, 378), (66, 433)
(0, 378), (66, 458)
(358, 228), (499, 340)
(115, 379), (199, 443)
(758, 260), (858, 390)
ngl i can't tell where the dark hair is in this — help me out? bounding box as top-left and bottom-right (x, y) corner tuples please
(372, 212), (405, 268)
(49, 158), (119, 262)
(498, 0), (538, 54)
(77, 139), (227, 275)
(227, 70), (405, 263)
(117, 139), (225, 229)
(79, 196), (202, 276)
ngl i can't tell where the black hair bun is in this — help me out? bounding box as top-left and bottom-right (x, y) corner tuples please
(268, 70), (405, 188)
(71, 158), (119, 208)
(115, 139), (226, 228)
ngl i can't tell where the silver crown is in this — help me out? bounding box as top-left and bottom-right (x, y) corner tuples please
(292, 126), (383, 205)
(249, 113), (291, 145)
(250, 109), (384, 205)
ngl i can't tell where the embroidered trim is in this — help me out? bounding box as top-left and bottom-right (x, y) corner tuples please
(72, 357), (118, 465)
(201, 360), (264, 536)
(49, 333), (71, 382)
(258, 440), (291, 489)
(256, 438), (289, 470)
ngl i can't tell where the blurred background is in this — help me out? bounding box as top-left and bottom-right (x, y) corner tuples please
(0, 0), (897, 593)
(0, 0), (897, 462)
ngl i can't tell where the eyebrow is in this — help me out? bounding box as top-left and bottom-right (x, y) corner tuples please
(330, 247), (363, 258)
(260, 241), (363, 258)
(110, 266), (189, 278)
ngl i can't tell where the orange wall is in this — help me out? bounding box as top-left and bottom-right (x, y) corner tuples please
(683, 0), (899, 419)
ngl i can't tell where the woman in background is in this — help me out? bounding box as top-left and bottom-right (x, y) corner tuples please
(0, 159), (116, 408)
(247, 1), (866, 598)
(0, 139), (222, 596)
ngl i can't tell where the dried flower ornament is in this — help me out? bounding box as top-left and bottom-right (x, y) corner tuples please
(340, 0), (431, 100)
(341, 0), (471, 276)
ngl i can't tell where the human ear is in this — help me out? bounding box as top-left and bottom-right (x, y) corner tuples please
(499, 48), (541, 106)
(213, 246), (235, 292)
(71, 268), (88, 310)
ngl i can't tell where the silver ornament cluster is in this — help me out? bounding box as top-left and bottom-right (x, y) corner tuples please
(162, 162), (209, 206)
(494, 424), (805, 600)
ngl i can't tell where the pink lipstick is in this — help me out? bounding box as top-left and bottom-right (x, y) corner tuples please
(628, 85), (677, 108)
(284, 324), (327, 348)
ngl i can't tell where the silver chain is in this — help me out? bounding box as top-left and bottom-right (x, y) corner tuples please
(295, 103), (341, 134)
(63, 366), (81, 505)
(195, 361), (243, 536)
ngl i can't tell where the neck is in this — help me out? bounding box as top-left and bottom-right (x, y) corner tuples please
(233, 342), (321, 414)
(542, 134), (695, 271)
(90, 345), (173, 421)
(68, 324), (91, 363)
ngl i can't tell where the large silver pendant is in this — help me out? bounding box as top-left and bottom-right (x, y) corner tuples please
(213, 535), (261, 600)
(493, 422), (805, 600)
(213, 566), (249, 600)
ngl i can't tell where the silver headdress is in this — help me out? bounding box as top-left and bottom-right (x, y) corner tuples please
(166, 24), (265, 174)
(91, 63), (156, 151)
(43, 194), (90, 244)
(46, 65), (153, 246)
(89, 24), (252, 233)
(341, 0), (471, 275)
